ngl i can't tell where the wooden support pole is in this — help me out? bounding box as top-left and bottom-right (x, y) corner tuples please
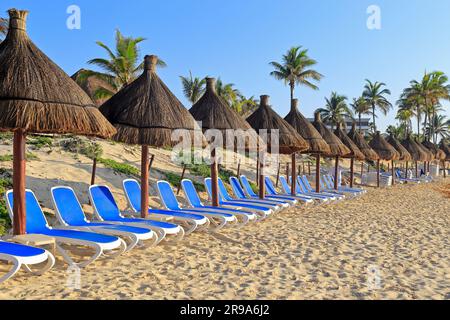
(258, 152), (265, 199)
(177, 164), (187, 195)
(256, 152), (259, 186)
(443, 161), (447, 178)
(350, 157), (354, 188)
(303, 161), (306, 175)
(237, 159), (241, 177)
(140, 145), (149, 218)
(291, 153), (296, 196)
(211, 147), (219, 207)
(148, 154), (155, 175)
(275, 161), (281, 187)
(405, 161), (408, 179)
(334, 155), (339, 190)
(308, 161), (311, 176)
(376, 159), (380, 188)
(391, 160), (395, 186)
(13, 130), (26, 235)
(415, 161), (418, 178)
(90, 158), (97, 186)
(286, 162), (290, 180)
(360, 161), (364, 178)
(316, 154), (321, 193)
(387, 162), (390, 172)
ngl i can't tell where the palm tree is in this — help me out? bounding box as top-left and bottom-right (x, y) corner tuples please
(76, 30), (165, 100)
(269, 46), (323, 102)
(179, 71), (206, 105)
(316, 92), (352, 130)
(400, 71), (450, 139)
(0, 17), (7, 41)
(362, 80), (392, 132)
(233, 96), (259, 117)
(426, 114), (450, 143)
(215, 78), (241, 107)
(350, 96), (370, 132)
(395, 107), (414, 138)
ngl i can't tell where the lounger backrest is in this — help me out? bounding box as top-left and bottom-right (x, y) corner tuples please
(229, 177), (247, 199)
(218, 178), (234, 201)
(323, 175), (333, 189)
(51, 187), (88, 226)
(122, 179), (142, 212)
(89, 185), (122, 221)
(6, 190), (50, 233)
(240, 176), (258, 197)
(264, 177), (277, 195)
(300, 176), (312, 191)
(279, 176), (291, 194)
(181, 179), (203, 207)
(157, 181), (182, 211)
(204, 178), (225, 203)
(294, 176), (305, 193)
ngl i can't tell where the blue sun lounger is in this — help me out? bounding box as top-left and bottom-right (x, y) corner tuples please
(264, 176), (314, 205)
(395, 170), (421, 184)
(237, 175), (297, 207)
(307, 176), (349, 198)
(297, 176), (343, 200)
(6, 190), (126, 268)
(323, 175), (365, 195)
(230, 176), (292, 209)
(0, 241), (55, 284)
(51, 186), (158, 251)
(279, 176), (330, 203)
(204, 178), (273, 218)
(122, 179), (209, 235)
(89, 185), (185, 241)
(181, 179), (258, 224)
(157, 180), (239, 231)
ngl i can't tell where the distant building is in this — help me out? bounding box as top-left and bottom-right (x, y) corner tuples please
(307, 116), (371, 135)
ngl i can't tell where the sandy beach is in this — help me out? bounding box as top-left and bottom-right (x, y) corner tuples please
(0, 155), (448, 300)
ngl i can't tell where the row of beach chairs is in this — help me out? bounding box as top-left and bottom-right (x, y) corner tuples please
(0, 174), (365, 283)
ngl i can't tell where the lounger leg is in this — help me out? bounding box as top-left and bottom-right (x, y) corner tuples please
(103, 239), (127, 258)
(208, 216), (227, 232)
(180, 220), (198, 235)
(174, 227), (185, 242)
(0, 257), (21, 284)
(55, 242), (103, 268)
(23, 251), (55, 275)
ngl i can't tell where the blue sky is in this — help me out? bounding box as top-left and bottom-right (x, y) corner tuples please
(1, 0), (449, 131)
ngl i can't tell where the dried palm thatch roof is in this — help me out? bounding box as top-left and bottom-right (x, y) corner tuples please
(347, 123), (379, 161)
(284, 99), (330, 154)
(401, 135), (428, 161)
(311, 112), (351, 157)
(100, 55), (203, 147)
(439, 141), (450, 161)
(417, 141), (435, 161)
(245, 95), (309, 154)
(333, 122), (365, 160)
(421, 140), (445, 161)
(189, 78), (260, 150)
(71, 69), (115, 106)
(386, 134), (412, 161)
(0, 9), (116, 138)
(369, 131), (400, 161)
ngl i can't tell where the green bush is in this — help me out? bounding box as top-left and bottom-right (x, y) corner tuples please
(0, 154), (13, 162)
(186, 162), (236, 184)
(0, 170), (13, 235)
(162, 171), (205, 192)
(60, 137), (103, 160)
(97, 158), (139, 176)
(28, 136), (53, 149)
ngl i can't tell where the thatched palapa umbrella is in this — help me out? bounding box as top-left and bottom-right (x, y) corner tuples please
(439, 141), (450, 177)
(246, 95), (308, 198)
(334, 122), (364, 188)
(189, 78), (259, 206)
(421, 140), (445, 174)
(71, 69), (115, 106)
(100, 55), (203, 217)
(284, 99), (330, 192)
(348, 123), (379, 180)
(0, 9), (116, 235)
(417, 141), (435, 174)
(386, 134), (412, 185)
(401, 135), (427, 178)
(369, 132), (399, 187)
(312, 112), (351, 190)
